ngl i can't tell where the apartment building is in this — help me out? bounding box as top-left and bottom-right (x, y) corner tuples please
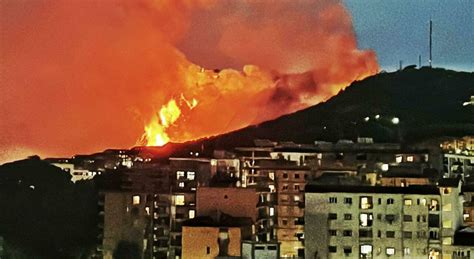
(305, 182), (463, 259)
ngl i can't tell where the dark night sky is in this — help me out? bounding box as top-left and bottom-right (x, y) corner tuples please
(346, 0), (473, 72)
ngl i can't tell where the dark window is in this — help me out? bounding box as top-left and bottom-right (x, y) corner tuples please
(295, 174), (300, 179)
(328, 213), (337, 220)
(378, 198), (382, 204)
(267, 246), (277, 250)
(403, 231), (412, 238)
(387, 198), (394, 204)
(429, 214), (440, 228)
(377, 230), (381, 237)
(344, 214), (352, 220)
(255, 246), (265, 250)
(344, 197), (352, 204)
(359, 230), (372, 238)
(385, 214), (396, 224)
(344, 247), (352, 254)
(283, 173), (288, 179)
(343, 230), (353, 236)
(329, 230), (337, 236)
(329, 197), (337, 203)
(403, 215), (413, 222)
(329, 246), (337, 253)
(386, 231), (395, 238)
(206, 246), (210, 254)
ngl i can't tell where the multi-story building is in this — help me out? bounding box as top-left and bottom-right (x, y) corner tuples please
(274, 167), (309, 258)
(304, 181), (464, 259)
(441, 137), (474, 181)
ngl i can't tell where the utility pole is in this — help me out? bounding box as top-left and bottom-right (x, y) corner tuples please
(429, 19), (433, 67)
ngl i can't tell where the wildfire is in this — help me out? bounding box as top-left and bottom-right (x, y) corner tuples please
(142, 95), (198, 146)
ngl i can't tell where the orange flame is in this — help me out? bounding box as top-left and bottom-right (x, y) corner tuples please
(143, 96), (198, 146)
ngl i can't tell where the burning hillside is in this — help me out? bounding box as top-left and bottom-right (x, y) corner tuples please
(1, 0), (378, 159)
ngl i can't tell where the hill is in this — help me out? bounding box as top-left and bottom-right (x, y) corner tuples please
(159, 67), (473, 156)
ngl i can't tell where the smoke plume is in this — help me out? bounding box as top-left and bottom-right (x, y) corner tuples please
(0, 0), (378, 161)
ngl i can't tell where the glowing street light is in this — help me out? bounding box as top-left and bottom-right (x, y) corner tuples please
(375, 114), (380, 120)
(391, 117), (400, 125)
(364, 117), (370, 122)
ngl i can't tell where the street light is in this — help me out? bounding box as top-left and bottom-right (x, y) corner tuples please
(391, 117), (400, 125)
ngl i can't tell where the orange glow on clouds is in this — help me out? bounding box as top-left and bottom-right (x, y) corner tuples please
(1, 0), (378, 161)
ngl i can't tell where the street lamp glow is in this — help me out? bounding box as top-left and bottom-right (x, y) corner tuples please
(364, 117), (370, 122)
(375, 114), (380, 120)
(391, 117), (400, 125)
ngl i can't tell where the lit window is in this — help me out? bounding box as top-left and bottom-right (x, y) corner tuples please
(132, 195), (140, 205)
(177, 171), (185, 179)
(189, 209), (195, 219)
(404, 199), (412, 206)
(175, 195), (185, 205)
(360, 245), (372, 255)
(329, 197), (337, 203)
(403, 248), (410, 256)
(407, 156), (414, 162)
(145, 206), (150, 215)
(360, 196), (373, 209)
(381, 164), (389, 171)
(360, 213), (373, 227)
(269, 207), (275, 216)
(269, 184), (275, 192)
(442, 237), (452, 245)
(395, 155), (403, 163)
(386, 247), (395, 256)
(430, 199), (439, 211)
(187, 171), (195, 180)
(419, 198), (427, 206)
(294, 195), (300, 202)
(443, 220), (452, 228)
(443, 203), (452, 211)
(178, 182), (184, 188)
(269, 172), (275, 180)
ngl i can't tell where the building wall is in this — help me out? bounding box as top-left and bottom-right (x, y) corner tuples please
(197, 187), (258, 221)
(181, 227), (241, 259)
(305, 191), (444, 259)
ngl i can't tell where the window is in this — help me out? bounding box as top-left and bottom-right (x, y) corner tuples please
(443, 220), (452, 228)
(343, 230), (352, 236)
(329, 230), (337, 236)
(417, 231), (426, 238)
(269, 207), (275, 216)
(407, 156), (414, 162)
(430, 199), (439, 211)
(294, 195), (300, 202)
(443, 237), (452, 245)
(132, 195), (140, 205)
(403, 231), (412, 238)
(403, 215), (413, 222)
(189, 209), (195, 219)
(429, 230), (438, 239)
(178, 182), (184, 188)
(377, 230), (381, 238)
(360, 245), (372, 256)
(344, 197), (352, 204)
(360, 196), (373, 209)
(360, 213), (373, 227)
(328, 246), (337, 253)
(175, 195), (185, 205)
(177, 171), (185, 179)
(443, 203), (452, 211)
(329, 197), (337, 203)
(403, 248), (410, 256)
(385, 214), (396, 224)
(282, 219), (288, 226)
(381, 163), (389, 171)
(419, 198), (427, 206)
(187, 171), (195, 180)
(404, 199), (412, 206)
(269, 172), (275, 180)
(387, 198), (394, 204)
(343, 247), (352, 255)
(282, 184), (289, 191)
(395, 155), (403, 163)
(294, 185), (300, 191)
(328, 213), (337, 220)
(295, 173), (300, 179)
(206, 246), (210, 254)
(145, 206), (150, 215)
(386, 247), (395, 256)
(344, 214), (352, 220)
(283, 173), (288, 179)
(359, 230), (372, 238)
(386, 231), (395, 238)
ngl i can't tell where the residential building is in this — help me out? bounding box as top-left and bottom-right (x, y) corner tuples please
(242, 240), (280, 259)
(305, 182), (463, 259)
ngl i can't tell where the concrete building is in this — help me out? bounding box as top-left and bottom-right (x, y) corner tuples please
(181, 214), (253, 259)
(242, 241), (280, 259)
(305, 183), (463, 259)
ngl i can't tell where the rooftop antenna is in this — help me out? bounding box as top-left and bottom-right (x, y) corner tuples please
(429, 19), (433, 67)
(419, 55), (422, 68)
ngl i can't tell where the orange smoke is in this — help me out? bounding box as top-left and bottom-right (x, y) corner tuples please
(1, 0), (378, 160)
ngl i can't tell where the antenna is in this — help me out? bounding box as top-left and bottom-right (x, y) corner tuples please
(399, 60), (403, 70)
(419, 55), (422, 68)
(429, 19), (432, 67)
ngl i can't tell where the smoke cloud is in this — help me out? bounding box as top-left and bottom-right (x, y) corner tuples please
(0, 0), (378, 162)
